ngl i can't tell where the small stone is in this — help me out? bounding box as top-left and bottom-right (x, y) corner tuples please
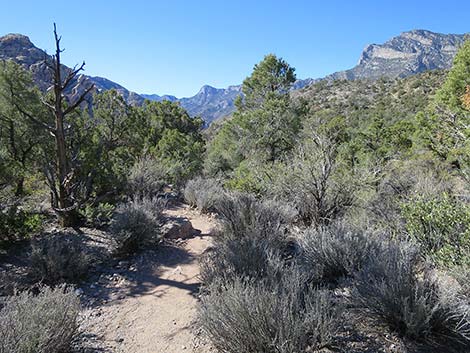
(74, 288), (84, 296)
(161, 218), (195, 239)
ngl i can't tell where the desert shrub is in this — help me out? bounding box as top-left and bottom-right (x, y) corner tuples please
(214, 192), (296, 244)
(110, 197), (165, 256)
(296, 224), (382, 283)
(79, 202), (115, 228)
(0, 202), (43, 245)
(184, 176), (224, 213)
(127, 156), (166, 199)
(200, 237), (285, 287)
(201, 192), (296, 287)
(267, 130), (357, 227)
(199, 272), (343, 353)
(0, 285), (80, 353)
(401, 193), (470, 267)
(29, 233), (91, 284)
(353, 240), (470, 344)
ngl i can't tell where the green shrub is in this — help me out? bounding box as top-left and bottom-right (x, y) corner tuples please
(353, 240), (470, 344)
(199, 272), (343, 353)
(79, 202), (115, 228)
(0, 203), (43, 245)
(224, 160), (267, 195)
(184, 176), (224, 213)
(29, 233), (91, 285)
(110, 197), (166, 256)
(0, 285), (80, 353)
(401, 193), (470, 267)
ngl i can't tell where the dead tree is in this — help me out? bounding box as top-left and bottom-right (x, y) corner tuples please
(46, 24), (94, 226)
(16, 24), (94, 226)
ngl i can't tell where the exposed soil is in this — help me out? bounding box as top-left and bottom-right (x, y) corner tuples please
(78, 204), (215, 353)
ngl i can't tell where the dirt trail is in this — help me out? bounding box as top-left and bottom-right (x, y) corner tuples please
(80, 204), (215, 353)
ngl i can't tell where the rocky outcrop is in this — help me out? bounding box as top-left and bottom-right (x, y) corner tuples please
(327, 29), (465, 80)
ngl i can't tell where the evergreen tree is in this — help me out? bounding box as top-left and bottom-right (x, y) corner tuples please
(0, 60), (48, 196)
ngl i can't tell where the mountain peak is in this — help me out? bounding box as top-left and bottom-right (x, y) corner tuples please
(0, 33), (33, 45)
(0, 34), (36, 56)
(402, 29), (436, 36)
(198, 85), (218, 95)
(344, 30), (465, 80)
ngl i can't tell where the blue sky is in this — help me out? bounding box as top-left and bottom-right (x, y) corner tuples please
(1, 0), (469, 97)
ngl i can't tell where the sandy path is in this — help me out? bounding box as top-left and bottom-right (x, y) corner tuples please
(80, 205), (214, 353)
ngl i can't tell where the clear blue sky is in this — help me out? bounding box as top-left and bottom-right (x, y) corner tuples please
(1, 0), (469, 97)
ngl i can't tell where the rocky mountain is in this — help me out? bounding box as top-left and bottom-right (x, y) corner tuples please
(88, 76), (144, 105)
(140, 93), (178, 102)
(0, 33), (144, 105)
(326, 29), (465, 80)
(144, 30), (466, 123)
(0, 29), (466, 124)
(143, 85), (243, 124)
(142, 80), (314, 124)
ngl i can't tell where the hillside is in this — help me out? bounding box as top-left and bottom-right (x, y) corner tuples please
(0, 33), (144, 105)
(293, 69), (448, 123)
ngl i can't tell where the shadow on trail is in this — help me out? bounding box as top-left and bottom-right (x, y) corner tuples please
(77, 332), (113, 353)
(83, 240), (203, 307)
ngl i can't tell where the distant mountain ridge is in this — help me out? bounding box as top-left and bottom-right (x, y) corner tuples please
(0, 29), (466, 124)
(140, 93), (178, 102)
(143, 29), (466, 122)
(0, 33), (145, 105)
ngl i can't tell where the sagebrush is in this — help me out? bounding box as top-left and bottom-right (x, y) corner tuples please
(110, 197), (165, 256)
(199, 271), (343, 353)
(29, 233), (91, 284)
(214, 192), (296, 244)
(353, 240), (470, 344)
(200, 192), (296, 286)
(127, 156), (167, 199)
(296, 224), (382, 283)
(0, 285), (80, 353)
(184, 176), (223, 213)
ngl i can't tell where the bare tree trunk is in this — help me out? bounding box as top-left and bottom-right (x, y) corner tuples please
(48, 24), (93, 227)
(12, 24), (94, 226)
